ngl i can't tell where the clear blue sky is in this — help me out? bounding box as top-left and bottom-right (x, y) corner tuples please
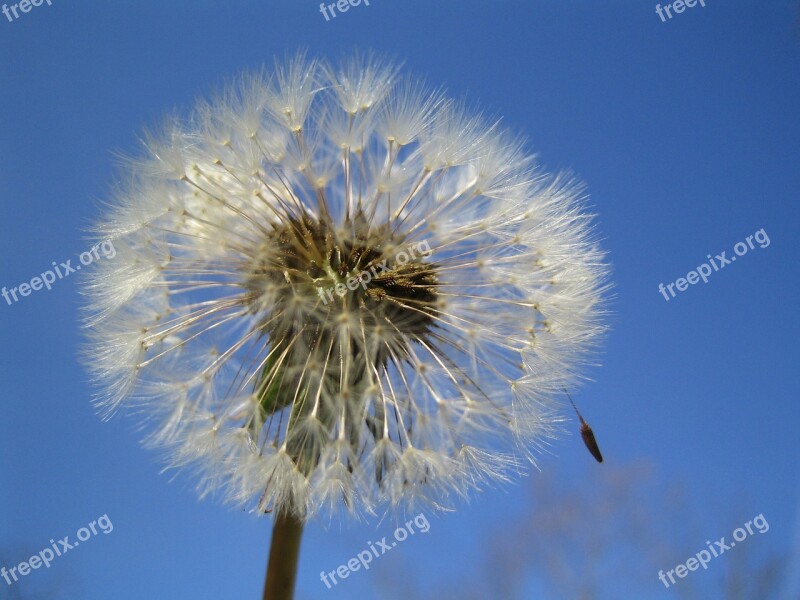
(1, 1), (799, 599)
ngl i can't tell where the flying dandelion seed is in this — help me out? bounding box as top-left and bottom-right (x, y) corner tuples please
(81, 52), (609, 522)
(566, 391), (604, 463)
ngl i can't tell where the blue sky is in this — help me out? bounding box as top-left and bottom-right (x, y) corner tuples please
(1, 1), (799, 599)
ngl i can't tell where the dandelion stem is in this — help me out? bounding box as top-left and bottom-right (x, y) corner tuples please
(263, 511), (304, 600)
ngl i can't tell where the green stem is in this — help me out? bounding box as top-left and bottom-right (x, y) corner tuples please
(263, 511), (304, 600)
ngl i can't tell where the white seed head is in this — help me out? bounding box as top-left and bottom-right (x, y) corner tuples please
(81, 53), (609, 520)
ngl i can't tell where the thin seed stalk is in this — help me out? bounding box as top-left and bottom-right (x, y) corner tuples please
(263, 511), (304, 600)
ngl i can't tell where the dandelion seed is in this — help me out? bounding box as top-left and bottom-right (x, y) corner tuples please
(81, 52), (609, 523)
(566, 391), (604, 463)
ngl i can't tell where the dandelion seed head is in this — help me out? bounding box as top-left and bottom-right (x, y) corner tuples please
(81, 52), (609, 520)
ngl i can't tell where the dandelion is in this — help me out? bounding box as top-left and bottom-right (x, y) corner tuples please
(81, 51), (608, 599)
